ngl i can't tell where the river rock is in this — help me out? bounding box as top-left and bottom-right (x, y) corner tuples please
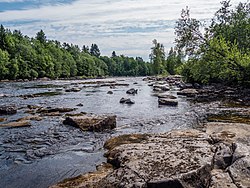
(107, 91), (113, 94)
(76, 103), (84, 107)
(63, 114), (116, 131)
(0, 118), (7, 122)
(153, 84), (170, 91)
(65, 87), (81, 92)
(126, 88), (137, 95)
(0, 121), (31, 128)
(157, 94), (177, 99)
(0, 105), (17, 115)
(17, 115), (43, 121)
(119, 97), (135, 104)
(158, 98), (178, 106)
(37, 107), (76, 114)
(177, 88), (198, 97)
(27, 105), (41, 109)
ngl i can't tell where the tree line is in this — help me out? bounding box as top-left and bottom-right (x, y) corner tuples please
(1, 1), (249, 85)
(0, 27), (152, 80)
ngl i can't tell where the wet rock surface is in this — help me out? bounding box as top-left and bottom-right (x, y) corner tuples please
(119, 97), (135, 104)
(0, 120), (31, 128)
(63, 114), (117, 132)
(0, 105), (17, 115)
(158, 98), (178, 106)
(126, 88), (138, 95)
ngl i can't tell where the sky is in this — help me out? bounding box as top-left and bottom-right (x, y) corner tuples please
(0, 0), (243, 60)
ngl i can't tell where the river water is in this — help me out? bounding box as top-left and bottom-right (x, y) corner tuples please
(0, 77), (200, 188)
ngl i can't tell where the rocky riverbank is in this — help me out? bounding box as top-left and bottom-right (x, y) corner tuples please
(51, 76), (250, 188)
(51, 112), (250, 188)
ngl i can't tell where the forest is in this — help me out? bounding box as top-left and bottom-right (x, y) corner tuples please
(0, 27), (152, 80)
(0, 1), (249, 86)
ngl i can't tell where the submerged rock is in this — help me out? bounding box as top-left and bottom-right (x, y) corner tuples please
(0, 105), (17, 115)
(63, 114), (116, 132)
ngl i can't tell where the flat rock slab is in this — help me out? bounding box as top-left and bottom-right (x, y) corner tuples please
(63, 114), (116, 132)
(102, 129), (214, 187)
(37, 107), (76, 114)
(0, 121), (31, 128)
(177, 89), (198, 97)
(158, 98), (178, 106)
(157, 94), (177, 99)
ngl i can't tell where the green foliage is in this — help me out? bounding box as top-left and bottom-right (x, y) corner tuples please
(150, 39), (166, 75)
(0, 26), (151, 80)
(175, 1), (250, 85)
(165, 47), (183, 75)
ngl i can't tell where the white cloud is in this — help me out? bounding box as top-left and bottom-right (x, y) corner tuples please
(0, 0), (244, 60)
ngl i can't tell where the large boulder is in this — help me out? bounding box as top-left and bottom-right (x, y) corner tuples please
(63, 114), (116, 132)
(205, 122), (250, 188)
(0, 105), (17, 115)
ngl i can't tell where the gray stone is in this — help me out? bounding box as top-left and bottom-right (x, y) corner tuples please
(0, 105), (17, 115)
(63, 114), (116, 132)
(120, 98), (135, 104)
(126, 88), (138, 95)
(177, 89), (198, 97)
(158, 98), (178, 106)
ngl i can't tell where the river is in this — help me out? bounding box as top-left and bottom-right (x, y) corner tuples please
(0, 77), (201, 188)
